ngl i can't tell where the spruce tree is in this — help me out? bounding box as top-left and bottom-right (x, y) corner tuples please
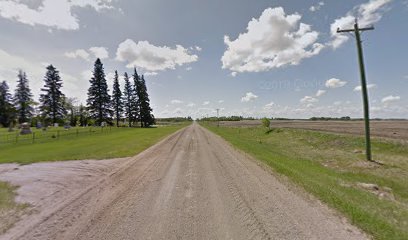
(122, 72), (133, 127)
(14, 70), (33, 124)
(138, 75), (155, 127)
(39, 65), (66, 124)
(86, 58), (112, 126)
(132, 68), (140, 126)
(0, 81), (15, 127)
(112, 70), (123, 127)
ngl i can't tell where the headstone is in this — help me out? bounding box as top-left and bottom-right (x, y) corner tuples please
(54, 123), (59, 128)
(36, 122), (42, 129)
(101, 122), (106, 127)
(64, 123), (71, 130)
(20, 122), (32, 135)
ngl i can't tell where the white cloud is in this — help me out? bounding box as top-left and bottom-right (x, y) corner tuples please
(0, 0), (115, 30)
(315, 89), (326, 97)
(171, 99), (183, 104)
(186, 67), (192, 71)
(241, 92), (258, 102)
(325, 78), (347, 88)
(202, 101), (210, 106)
(195, 46), (202, 51)
(89, 47), (109, 59)
(115, 39), (198, 72)
(300, 96), (318, 103)
(231, 72), (237, 77)
(144, 72), (158, 76)
(309, 2), (325, 12)
(221, 7), (324, 74)
(353, 84), (377, 91)
(218, 100), (224, 103)
(329, 0), (392, 49)
(381, 95), (400, 104)
(64, 49), (90, 61)
(65, 47), (109, 61)
(264, 102), (275, 109)
(187, 102), (196, 107)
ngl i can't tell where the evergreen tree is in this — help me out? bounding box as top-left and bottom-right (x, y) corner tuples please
(14, 70), (33, 124)
(0, 81), (15, 127)
(39, 65), (66, 124)
(112, 70), (123, 127)
(86, 58), (112, 126)
(132, 68), (140, 126)
(138, 75), (155, 127)
(122, 72), (133, 127)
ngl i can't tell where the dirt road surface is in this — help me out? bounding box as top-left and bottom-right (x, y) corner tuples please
(1, 123), (367, 240)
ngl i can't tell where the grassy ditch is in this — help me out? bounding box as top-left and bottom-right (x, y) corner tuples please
(0, 181), (26, 234)
(0, 123), (189, 164)
(204, 124), (408, 240)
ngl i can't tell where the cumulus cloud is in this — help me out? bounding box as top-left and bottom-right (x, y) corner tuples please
(65, 47), (109, 61)
(310, 2), (325, 12)
(221, 7), (324, 74)
(241, 92), (258, 102)
(264, 102), (275, 109)
(202, 101), (210, 106)
(171, 99), (183, 104)
(329, 0), (392, 49)
(381, 95), (400, 104)
(187, 102), (196, 107)
(0, 0), (115, 30)
(144, 72), (158, 76)
(89, 47), (109, 59)
(300, 96), (318, 104)
(353, 84), (377, 91)
(315, 89), (326, 97)
(64, 49), (90, 61)
(116, 39), (198, 72)
(325, 78), (347, 88)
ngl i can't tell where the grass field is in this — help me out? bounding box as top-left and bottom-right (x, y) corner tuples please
(0, 123), (189, 164)
(204, 123), (408, 240)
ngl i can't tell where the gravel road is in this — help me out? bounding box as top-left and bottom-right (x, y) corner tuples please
(2, 123), (368, 240)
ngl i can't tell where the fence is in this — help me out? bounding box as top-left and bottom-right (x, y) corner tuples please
(0, 127), (112, 145)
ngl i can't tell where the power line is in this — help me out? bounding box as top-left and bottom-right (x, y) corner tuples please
(337, 19), (374, 162)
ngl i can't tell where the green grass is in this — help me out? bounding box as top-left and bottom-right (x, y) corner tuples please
(0, 124), (189, 164)
(0, 181), (26, 234)
(204, 124), (408, 240)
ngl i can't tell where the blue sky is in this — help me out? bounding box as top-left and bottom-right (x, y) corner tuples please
(0, 0), (407, 119)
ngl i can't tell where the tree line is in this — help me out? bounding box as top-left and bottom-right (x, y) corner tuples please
(0, 58), (155, 128)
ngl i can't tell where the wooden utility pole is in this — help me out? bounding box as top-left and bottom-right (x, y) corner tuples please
(216, 108), (220, 127)
(337, 19), (374, 161)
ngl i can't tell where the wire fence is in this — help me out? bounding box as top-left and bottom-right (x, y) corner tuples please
(0, 127), (113, 146)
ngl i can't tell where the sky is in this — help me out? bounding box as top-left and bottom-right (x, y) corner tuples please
(0, 0), (407, 119)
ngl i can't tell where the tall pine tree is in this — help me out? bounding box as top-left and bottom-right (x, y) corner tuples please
(112, 70), (123, 127)
(138, 75), (155, 127)
(86, 58), (112, 126)
(122, 72), (133, 127)
(14, 70), (33, 124)
(0, 81), (15, 127)
(132, 68), (140, 126)
(39, 65), (66, 124)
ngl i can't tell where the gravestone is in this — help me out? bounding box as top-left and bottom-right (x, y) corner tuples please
(20, 122), (32, 135)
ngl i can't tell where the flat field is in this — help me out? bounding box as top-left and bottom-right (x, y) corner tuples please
(220, 120), (408, 140)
